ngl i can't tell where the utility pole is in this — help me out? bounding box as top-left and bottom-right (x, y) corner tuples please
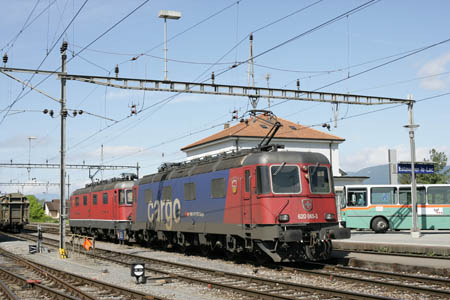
(405, 96), (421, 238)
(60, 41), (68, 257)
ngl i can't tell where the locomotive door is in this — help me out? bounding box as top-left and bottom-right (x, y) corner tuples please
(112, 190), (118, 221)
(242, 168), (253, 225)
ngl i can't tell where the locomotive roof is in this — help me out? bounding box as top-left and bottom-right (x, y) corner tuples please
(72, 180), (134, 196)
(139, 150), (330, 185)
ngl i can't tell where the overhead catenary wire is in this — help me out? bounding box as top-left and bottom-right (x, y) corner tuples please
(0, 0), (446, 178)
(1, 0), (52, 53)
(62, 0), (384, 160)
(0, 0), (90, 125)
(210, 0), (380, 81)
(0, 0), (151, 126)
(268, 36), (450, 115)
(103, 90), (450, 166)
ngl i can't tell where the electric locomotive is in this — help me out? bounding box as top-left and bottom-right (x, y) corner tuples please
(69, 173), (136, 240)
(130, 148), (350, 262)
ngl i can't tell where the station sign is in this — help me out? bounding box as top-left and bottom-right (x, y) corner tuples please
(397, 162), (434, 174)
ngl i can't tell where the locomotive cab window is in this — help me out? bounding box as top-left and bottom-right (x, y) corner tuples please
(244, 170), (250, 193)
(126, 190), (133, 204)
(256, 166), (270, 194)
(270, 164), (301, 194)
(75, 197), (79, 207)
(184, 182), (196, 201)
(102, 192), (108, 204)
(119, 190), (125, 205)
(211, 178), (226, 198)
(93, 194), (97, 205)
(309, 165), (331, 194)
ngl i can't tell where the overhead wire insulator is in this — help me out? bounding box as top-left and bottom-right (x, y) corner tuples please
(2, 53), (8, 65)
(60, 41), (68, 53)
(115, 64), (119, 78)
(296, 79), (300, 90)
(211, 72), (215, 85)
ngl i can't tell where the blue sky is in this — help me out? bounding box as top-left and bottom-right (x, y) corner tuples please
(1, 0), (449, 196)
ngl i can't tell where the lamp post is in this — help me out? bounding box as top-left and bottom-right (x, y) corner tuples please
(404, 95), (421, 238)
(27, 136), (37, 180)
(158, 10), (181, 81)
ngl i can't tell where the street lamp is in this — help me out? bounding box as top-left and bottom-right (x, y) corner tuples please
(158, 10), (181, 81)
(404, 95), (421, 238)
(27, 136), (37, 180)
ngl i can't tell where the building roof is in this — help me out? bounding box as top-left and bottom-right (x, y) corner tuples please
(45, 199), (60, 212)
(181, 114), (345, 151)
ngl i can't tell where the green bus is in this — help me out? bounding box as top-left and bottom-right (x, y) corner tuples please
(338, 184), (450, 233)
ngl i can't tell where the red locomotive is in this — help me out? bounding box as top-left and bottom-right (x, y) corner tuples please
(69, 174), (136, 240)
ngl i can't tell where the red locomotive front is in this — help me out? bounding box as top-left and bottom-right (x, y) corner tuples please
(224, 151), (349, 261)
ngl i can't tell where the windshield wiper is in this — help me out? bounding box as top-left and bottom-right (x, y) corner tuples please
(311, 162), (320, 176)
(273, 162), (286, 176)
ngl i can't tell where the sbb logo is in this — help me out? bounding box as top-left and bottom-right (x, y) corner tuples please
(148, 198), (181, 230)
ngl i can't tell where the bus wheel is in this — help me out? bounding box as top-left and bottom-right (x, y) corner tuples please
(372, 217), (388, 233)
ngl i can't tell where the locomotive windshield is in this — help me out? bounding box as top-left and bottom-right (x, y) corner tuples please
(119, 189), (133, 205)
(309, 165), (331, 194)
(126, 190), (133, 204)
(270, 165), (301, 194)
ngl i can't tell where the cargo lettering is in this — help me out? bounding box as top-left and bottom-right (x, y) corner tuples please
(148, 198), (181, 230)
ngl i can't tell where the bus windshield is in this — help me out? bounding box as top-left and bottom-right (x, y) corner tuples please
(270, 165), (301, 194)
(309, 165), (331, 194)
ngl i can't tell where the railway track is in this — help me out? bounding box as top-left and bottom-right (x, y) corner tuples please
(333, 248), (450, 260)
(16, 231), (450, 300)
(26, 223), (450, 262)
(0, 235), (168, 300)
(283, 262), (450, 298)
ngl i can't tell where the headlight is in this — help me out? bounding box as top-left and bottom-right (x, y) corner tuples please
(278, 214), (290, 223)
(325, 213), (336, 221)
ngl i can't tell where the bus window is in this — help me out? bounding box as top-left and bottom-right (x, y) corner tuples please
(347, 189), (367, 207)
(428, 186), (450, 204)
(371, 187), (396, 205)
(399, 187), (426, 205)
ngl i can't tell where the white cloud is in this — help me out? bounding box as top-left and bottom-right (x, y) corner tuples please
(341, 145), (450, 172)
(418, 52), (450, 91)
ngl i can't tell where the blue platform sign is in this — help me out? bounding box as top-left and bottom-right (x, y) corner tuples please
(397, 162), (434, 174)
